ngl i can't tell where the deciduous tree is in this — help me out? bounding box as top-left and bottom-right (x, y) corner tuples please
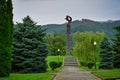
(72, 31), (104, 63)
(45, 32), (66, 56)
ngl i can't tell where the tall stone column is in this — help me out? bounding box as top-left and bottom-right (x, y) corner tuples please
(65, 15), (72, 55)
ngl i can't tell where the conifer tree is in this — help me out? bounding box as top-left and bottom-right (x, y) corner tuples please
(7, 0), (13, 39)
(12, 16), (48, 73)
(0, 0), (13, 77)
(99, 37), (113, 69)
(113, 25), (120, 68)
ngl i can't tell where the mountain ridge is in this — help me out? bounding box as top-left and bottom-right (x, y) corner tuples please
(41, 19), (120, 38)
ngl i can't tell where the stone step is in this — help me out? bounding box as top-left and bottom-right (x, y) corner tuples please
(64, 62), (77, 64)
(64, 63), (78, 66)
(64, 59), (77, 62)
(64, 58), (78, 66)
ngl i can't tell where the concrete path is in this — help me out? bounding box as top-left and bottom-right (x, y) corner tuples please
(53, 66), (101, 80)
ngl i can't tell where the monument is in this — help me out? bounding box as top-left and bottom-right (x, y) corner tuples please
(65, 15), (72, 55)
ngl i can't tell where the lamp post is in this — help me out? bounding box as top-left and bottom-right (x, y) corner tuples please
(93, 41), (97, 69)
(93, 41), (97, 46)
(58, 49), (60, 62)
(58, 49), (60, 52)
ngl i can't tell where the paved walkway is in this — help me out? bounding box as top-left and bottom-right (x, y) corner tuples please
(53, 66), (101, 80)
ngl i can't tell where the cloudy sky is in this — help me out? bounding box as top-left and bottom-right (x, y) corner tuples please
(13, 0), (120, 25)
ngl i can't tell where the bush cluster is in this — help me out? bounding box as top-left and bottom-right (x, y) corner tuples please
(49, 62), (62, 71)
(80, 61), (94, 69)
(80, 62), (88, 67)
(87, 62), (95, 69)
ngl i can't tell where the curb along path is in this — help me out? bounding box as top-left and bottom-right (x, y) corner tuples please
(53, 66), (101, 80)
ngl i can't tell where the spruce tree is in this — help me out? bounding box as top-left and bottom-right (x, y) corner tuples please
(99, 37), (113, 69)
(0, 0), (13, 77)
(113, 25), (120, 68)
(12, 16), (48, 73)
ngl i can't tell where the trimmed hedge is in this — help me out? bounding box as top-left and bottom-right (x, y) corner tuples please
(80, 61), (94, 69)
(49, 62), (62, 71)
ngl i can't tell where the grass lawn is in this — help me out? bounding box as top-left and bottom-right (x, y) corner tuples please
(92, 69), (120, 79)
(80, 63), (120, 79)
(0, 73), (54, 80)
(0, 56), (64, 80)
(46, 56), (64, 63)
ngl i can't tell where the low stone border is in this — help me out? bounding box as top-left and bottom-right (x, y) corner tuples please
(105, 78), (120, 80)
(51, 73), (57, 80)
(91, 72), (104, 80)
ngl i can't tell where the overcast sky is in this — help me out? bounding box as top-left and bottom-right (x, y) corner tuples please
(13, 0), (120, 25)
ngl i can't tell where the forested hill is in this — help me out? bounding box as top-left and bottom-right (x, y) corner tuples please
(41, 19), (120, 38)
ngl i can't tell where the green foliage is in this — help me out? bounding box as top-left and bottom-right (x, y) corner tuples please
(99, 37), (114, 69)
(12, 16), (48, 73)
(72, 31), (105, 63)
(49, 62), (62, 71)
(0, 0), (13, 77)
(113, 25), (120, 68)
(45, 32), (66, 56)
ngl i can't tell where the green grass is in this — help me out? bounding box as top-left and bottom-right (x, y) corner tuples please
(46, 56), (64, 63)
(80, 62), (120, 79)
(92, 69), (120, 79)
(0, 73), (54, 80)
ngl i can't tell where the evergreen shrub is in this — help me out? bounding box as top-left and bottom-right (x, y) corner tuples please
(87, 62), (94, 69)
(80, 62), (88, 67)
(49, 62), (62, 71)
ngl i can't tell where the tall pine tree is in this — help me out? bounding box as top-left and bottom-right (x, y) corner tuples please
(0, 0), (13, 77)
(12, 16), (48, 73)
(113, 25), (120, 68)
(99, 37), (113, 69)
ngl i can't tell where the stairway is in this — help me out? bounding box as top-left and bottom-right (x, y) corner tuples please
(64, 57), (78, 66)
